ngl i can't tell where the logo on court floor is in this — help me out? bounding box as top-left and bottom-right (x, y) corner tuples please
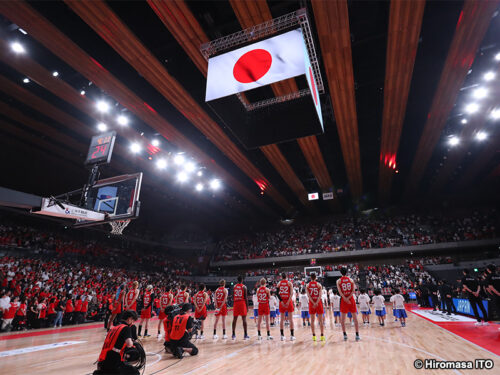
(411, 310), (476, 322)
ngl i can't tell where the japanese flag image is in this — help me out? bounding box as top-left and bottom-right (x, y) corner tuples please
(206, 29), (306, 101)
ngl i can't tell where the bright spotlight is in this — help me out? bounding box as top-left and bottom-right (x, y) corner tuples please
(475, 131), (487, 141)
(52, 71), (59, 77)
(472, 87), (488, 99)
(185, 161), (196, 173)
(116, 115), (129, 126)
(97, 122), (108, 132)
(177, 171), (188, 182)
(23, 78), (30, 83)
(151, 139), (160, 147)
(174, 154), (185, 165)
(483, 71), (495, 81)
(96, 100), (110, 113)
(11, 42), (25, 54)
(197, 170), (203, 177)
(130, 143), (141, 153)
(495, 52), (500, 61)
(195, 183), (204, 192)
(461, 118), (467, 124)
(210, 179), (221, 190)
(80, 90), (85, 96)
(491, 108), (500, 120)
(464, 102), (479, 114)
(448, 136), (460, 147)
(156, 159), (167, 169)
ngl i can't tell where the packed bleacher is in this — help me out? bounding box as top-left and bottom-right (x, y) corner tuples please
(214, 209), (498, 260)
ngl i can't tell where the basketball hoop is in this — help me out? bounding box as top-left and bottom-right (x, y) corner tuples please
(109, 219), (131, 235)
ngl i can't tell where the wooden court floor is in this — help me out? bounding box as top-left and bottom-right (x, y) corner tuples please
(1, 309), (498, 375)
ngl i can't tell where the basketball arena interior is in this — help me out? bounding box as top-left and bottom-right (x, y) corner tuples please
(0, 1), (500, 374)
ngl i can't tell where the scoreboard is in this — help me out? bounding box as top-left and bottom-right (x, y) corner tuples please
(85, 131), (116, 166)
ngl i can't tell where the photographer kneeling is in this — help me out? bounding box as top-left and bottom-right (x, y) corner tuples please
(168, 303), (199, 359)
(94, 310), (141, 375)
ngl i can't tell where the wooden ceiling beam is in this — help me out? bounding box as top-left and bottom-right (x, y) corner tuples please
(311, 0), (363, 199)
(404, 0), (499, 198)
(0, 0), (277, 216)
(378, 0), (425, 203)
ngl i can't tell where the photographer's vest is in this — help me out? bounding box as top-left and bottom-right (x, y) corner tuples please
(98, 324), (127, 362)
(170, 313), (189, 340)
(163, 318), (172, 342)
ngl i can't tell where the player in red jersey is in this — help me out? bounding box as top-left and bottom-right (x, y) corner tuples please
(124, 281), (140, 312)
(213, 279), (228, 339)
(231, 275), (250, 340)
(306, 272), (325, 341)
(175, 285), (189, 306)
(157, 286), (173, 338)
(337, 267), (360, 341)
(256, 278), (273, 340)
(194, 283), (209, 339)
(278, 272), (295, 341)
(138, 285), (155, 337)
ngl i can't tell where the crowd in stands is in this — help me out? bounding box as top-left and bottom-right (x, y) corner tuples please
(215, 209), (498, 261)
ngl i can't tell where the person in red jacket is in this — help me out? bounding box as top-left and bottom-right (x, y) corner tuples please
(1, 296), (20, 330)
(74, 296), (83, 324)
(81, 297), (89, 323)
(47, 298), (56, 327)
(65, 298), (74, 325)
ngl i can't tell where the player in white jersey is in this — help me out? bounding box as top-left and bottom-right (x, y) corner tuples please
(332, 290), (341, 326)
(357, 289), (371, 325)
(299, 288), (310, 326)
(269, 291), (278, 327)
(252, 292), (259, 326)
(372, 289), (386, 326)
(390, 288), (407, 326)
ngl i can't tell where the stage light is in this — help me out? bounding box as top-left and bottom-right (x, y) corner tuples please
(448, 136), (460, 147)
(464, 102), (479, 114)
(475, 131), (487, 141)
(461, 119), (467, 124)
(197, 171), (203, 177)
(130, 143), (141, 153)
(210, 179), (221, 190)
(472, 87), (487, 99)
(23, 78), (29, 83)
(116, 115), (129, 126)
(52, 71), (59, 77)
(195, 183), (204, 192)
(185, 161), (196, 173)
(80, 90), (85, 96)
(495, 52), (500, 61)
(483, 71), (495, 81)
(151, 139), (160, 147)
(491, 108), (500, 120)
(156, 159), (167, 169)
(174, 154), (185, 165)
(96, 100), (110, 113)
(97, 122), (108, 132)
(177, 171), (188, 182)
(11, 42), (25, 54)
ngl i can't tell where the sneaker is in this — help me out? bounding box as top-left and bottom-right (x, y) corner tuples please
(213, 334), (219, 339)
(200, 335), (205, 339)
(281, 335), (286, 341)
(343, 334), (348, 341)
(394, 319), (398, 322)
(320, 336), (326, 342)
(258, 335), (263, 340)
(175, 347), (183, 359)
(312, 335), (317, 342)
(355, 335), (361, 342)
(290, 336), (296, 341)
(482, 322), (489, 326)
(232, 334), (236, 340)
(267, 335), (273, 340)
(144, 334), (151, 337)
(244, 335), (250, 340)
(222, 334), (228, 339)
(475, 322), (483, 326)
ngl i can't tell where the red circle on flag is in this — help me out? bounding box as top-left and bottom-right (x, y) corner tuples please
(233, 49), (272, 83)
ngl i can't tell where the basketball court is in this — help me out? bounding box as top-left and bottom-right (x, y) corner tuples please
(1, 306), (498, 375)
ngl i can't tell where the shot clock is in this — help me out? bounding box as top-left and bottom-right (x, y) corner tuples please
(85, 131), (116, 166)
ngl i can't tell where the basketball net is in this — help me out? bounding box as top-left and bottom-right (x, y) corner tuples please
(109, 219), (131, 235)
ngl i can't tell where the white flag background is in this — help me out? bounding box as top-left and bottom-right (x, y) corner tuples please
(308, 193), (319, 201)
(206, 29), (306, 101)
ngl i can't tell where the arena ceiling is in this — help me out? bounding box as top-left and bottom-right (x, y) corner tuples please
(0, 0), (499, 229)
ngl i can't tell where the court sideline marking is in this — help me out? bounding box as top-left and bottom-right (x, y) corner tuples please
(0, 341), (87, 357)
